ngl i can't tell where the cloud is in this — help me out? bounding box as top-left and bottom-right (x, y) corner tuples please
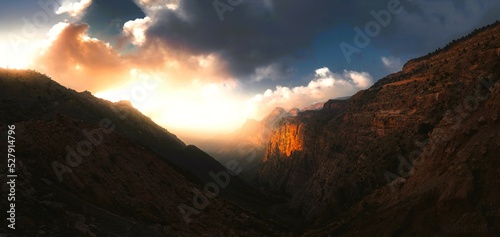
(248, 67), (373, 120)
(36, 23), (130, 91)
(34, 22), (245, 135)
(99, 0), (499, 84)
(30, 0), (500, 138)
(33, 20), (373, 136)
(141, 0), (361, 78)
(123, 16), (152, 46)
(56, 0), (92, 18)
(35, 21), (235, 92)
(136, 0), (181, 12)
(378, 0), (500, 54)
(251, 63), (294, 82)
(381, 56), (403, 73)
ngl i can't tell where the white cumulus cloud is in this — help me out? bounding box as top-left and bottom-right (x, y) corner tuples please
(56, 0), (92, 18)
(123, 17), (152, 46)
(248, 67), (373, 120)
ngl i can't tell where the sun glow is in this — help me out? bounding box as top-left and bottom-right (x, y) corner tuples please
(0, 39), (40, 69)
(95, 71), (250, 137)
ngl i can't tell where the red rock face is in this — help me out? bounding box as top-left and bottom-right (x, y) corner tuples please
(199, 106), (305, 184)
(264, 118), (304, 160)
(259, 21), (500, 237)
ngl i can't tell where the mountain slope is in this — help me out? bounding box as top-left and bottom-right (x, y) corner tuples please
(0, 117), (286, 236)
(305, 80), (500, 236)
(259, 20), (500, 236)
(0, 70), (289, 236)
(0, 69), (255, 189)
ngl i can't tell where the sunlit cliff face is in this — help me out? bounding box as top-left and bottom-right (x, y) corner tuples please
(264, 120), (303, 160)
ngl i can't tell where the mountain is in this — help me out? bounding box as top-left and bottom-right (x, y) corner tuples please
(259, 21), (500, 236)
(302, 102), (325, 111)
(199, 101), (347, 185)
(0, 69), (288, 236)
(198, 107), (296, 184)
(0, 69), (267, 193)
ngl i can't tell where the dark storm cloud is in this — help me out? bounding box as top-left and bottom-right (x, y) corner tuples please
(144, 0), (498, 79)
(377, 0), (500, 55)
(145, 0), (362, 77)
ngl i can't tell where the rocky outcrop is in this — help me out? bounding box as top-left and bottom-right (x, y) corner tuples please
(259, 20), (500, 231)
(302, 102), (326, 111)
(199, 107), (306, 184)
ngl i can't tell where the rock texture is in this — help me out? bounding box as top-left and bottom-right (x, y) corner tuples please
(304, 78), (500, 237)
(259, 20), (500, 237)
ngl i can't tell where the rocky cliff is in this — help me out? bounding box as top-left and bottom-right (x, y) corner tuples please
(304, 75), (500, 237)
(259, 20), (500, 237)
(198, 107), (300, 184)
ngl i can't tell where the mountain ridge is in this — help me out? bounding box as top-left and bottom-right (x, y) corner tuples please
(0, 69), (290, 236)
(258, 20), (500, 236)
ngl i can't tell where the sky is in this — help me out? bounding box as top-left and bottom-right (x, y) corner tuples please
(1, 0), (499, 141)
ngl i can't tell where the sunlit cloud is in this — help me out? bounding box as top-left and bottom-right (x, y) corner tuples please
(247, 67), (373, 120)
(33, 18), (373, 138)
(14, 0), (494, 141)
(56, 0), (93, 18)
(123, 17), (152, 46)
(34, 21), (246, 137)
(136, 0), (180, 11)
(36, 23), (128, 92)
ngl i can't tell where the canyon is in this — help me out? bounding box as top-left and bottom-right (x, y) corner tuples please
(0, 20), (499, 237)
